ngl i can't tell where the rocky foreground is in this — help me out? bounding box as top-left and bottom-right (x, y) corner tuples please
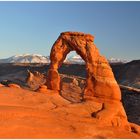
(0, 86), (139, 138)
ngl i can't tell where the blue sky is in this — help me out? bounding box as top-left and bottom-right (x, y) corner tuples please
(0, 1), (140, 60)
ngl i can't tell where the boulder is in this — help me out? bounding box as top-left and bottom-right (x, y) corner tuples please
(37, 85), (48, 93)
(8, 83), (20, 88)
(0, 83), (5, 87)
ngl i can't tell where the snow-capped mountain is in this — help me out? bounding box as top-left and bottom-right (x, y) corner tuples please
(65, 55), (84, 64)
(108, 57), (128, 64)
(64, 55), (128, 64)
(0, 54), (50, 63)
(0, 54), (128, 64)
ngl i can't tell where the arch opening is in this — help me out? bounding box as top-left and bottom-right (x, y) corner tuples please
(59, 51), (86, 103)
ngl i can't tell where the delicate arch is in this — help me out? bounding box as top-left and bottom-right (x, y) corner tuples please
(46, 32), (121, 100)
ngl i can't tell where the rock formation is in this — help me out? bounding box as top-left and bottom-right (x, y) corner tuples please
(0, 83), (5, 87)
(60, 77), (83, 103)
(37, 85), (48, 93)
(26, 70), (46, 90)
(8, 83), (20, 88)
(72, 78), (79, 86)
(47, 32), (121, 100)
(46, 32), (131, 130)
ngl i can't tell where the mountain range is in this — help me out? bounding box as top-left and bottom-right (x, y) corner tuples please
(0, 54), (50, 64)
(0, 54), (128, 64)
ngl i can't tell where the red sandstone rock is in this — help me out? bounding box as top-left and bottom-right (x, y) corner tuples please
(47, 69), (60, 90)
(72, 78), (79, 86)
(37, 85), (48, 93)
(130, 123), (140, 135)
(0, 87), (138, 138)
(46, 31), (130, 130)
(26, 70), (46, 90)
(47, 32), (121, 99)
(0, 83), (5, 87)
(8, 83), (20, 88)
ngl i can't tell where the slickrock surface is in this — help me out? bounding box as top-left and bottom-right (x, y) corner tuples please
(0, 62), (140, 134)
(0, 87), (139, 138)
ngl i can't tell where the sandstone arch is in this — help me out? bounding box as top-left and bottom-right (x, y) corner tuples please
(46, 32), (131, 130)
(47, 32), (121, 101)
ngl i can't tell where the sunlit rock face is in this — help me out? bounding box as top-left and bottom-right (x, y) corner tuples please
(47, 32), (121, 100)
(46, 32), (131, 130)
